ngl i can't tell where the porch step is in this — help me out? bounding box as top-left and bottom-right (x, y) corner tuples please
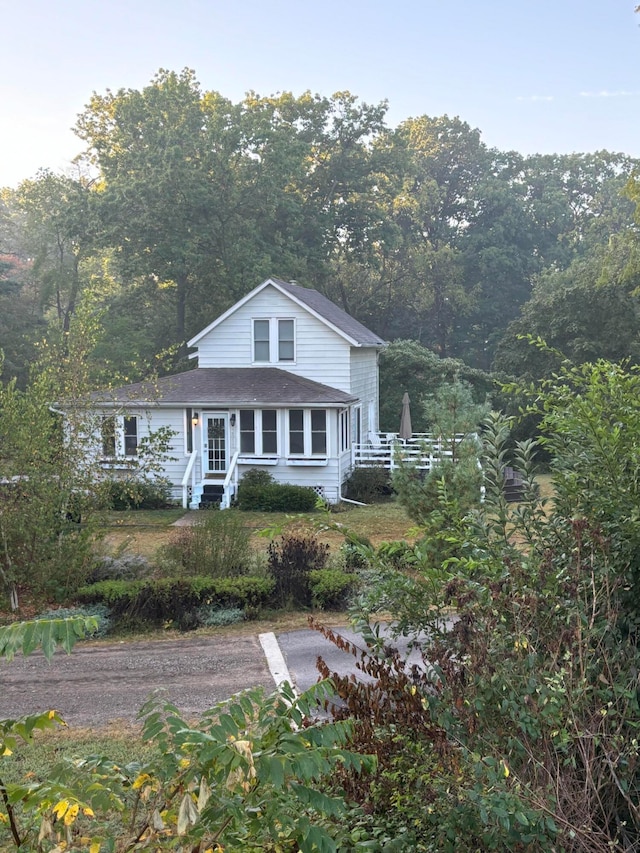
(199, 483), (224, 509)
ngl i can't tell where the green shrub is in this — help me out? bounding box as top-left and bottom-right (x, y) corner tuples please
(87, 554), (152, 584)
(37, 604), (112, 638)
(342, 466), (391, 503)
(101, 477), (172, 510)
(309, 569), (357, 609)
(376, 540), (419, 570)
(75, 576), (274, 630)
(340, 532), (373, 571)
(194, 605), (245, 627)
(237, 478), (319, 512)
(159, 510), (251, 577)
(267, 534), (330, 608)
(239, 468), (276, 488)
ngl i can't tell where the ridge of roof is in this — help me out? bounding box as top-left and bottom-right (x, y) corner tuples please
(269, 277), (385, 347)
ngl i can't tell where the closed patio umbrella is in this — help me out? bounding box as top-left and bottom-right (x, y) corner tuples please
(399, 392), (412, 441)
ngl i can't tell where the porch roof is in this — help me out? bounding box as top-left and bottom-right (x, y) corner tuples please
(90, 367), (358, 408)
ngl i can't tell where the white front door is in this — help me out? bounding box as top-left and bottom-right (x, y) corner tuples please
(203, 412), (229, 474)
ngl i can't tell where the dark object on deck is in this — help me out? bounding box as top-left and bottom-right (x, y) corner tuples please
(503, 467), (526, 502)
(199, 483), (224, 508)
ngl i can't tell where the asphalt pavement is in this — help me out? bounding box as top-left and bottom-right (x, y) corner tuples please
(0, 624), (434, 729)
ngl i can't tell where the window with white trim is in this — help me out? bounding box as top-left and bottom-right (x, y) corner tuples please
(288, 409), (327, 456)
(311, 410), (326, 454)
(124, 416), (138, 456)
(262, 409), (277, 453)
(239, 409), (278, 455)
(253, 320), (270, 362)
(352, 405), (362, 446)
(252, 318), (296, 363)
(339, 408), (350, 453)
(101, 416), (116, 457)
(278, 319), (294, 361)
(240, 410), (256, 453)
(101, 415), (138, 458)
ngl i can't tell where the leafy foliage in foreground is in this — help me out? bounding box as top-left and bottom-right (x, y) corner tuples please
(317, 360), (640, 851)
(0, 617), (98, 848)
(1, 674), (376, 851)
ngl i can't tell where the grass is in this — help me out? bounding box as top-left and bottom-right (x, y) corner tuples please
(0, 724), (159, 850)
(99, 500), (416, 560)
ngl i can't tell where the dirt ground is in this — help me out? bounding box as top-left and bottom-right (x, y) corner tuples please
(0, 634), (276, 729)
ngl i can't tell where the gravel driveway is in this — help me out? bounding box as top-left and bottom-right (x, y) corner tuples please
(0, 635), (276, 728)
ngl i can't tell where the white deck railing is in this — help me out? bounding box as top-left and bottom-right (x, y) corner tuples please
(353, 433), (468, 472)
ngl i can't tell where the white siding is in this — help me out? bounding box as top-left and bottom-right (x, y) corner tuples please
(195, 285), (353, 392)
(89, 408), (192, 502)
(350, 348), (379, 436)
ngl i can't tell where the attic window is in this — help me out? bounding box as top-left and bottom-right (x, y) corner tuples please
(278, 319), (294, 361)
(252, 318), (296, 363)
(253, 320), (270, 362)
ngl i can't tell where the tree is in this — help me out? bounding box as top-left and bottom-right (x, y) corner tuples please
(11, 171), (100, 337)
(391, 380), (487, 569)
(378, 339), (494, 433)
(493, 238), (640, 379)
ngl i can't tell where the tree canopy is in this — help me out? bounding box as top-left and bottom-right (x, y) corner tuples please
(2, 68), (639, 386)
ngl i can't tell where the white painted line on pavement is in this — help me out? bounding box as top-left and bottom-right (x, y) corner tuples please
(259, 632), (297, 694)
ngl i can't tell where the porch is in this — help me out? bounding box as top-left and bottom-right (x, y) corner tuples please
(180, 433), (466, 509)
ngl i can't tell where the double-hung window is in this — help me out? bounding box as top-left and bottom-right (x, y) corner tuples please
(240, 409), (278, 455)
(124, 417), (138, 456)
(252, 318), (296, 363)
(253, 320), (270, 362)
(101, 416), (116, 457)
(101, 415), (138, 459)
(277, 319), (294, 361)
(339, 408), (350, 453)
(288, 409), (327, 457)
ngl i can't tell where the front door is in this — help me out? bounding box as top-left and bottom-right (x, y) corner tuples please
(203, 412), (229, 475)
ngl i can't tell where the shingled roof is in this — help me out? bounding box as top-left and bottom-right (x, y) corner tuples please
(187, 277), (386, 349)
(91, 368), (357, 408)
(269, 278), (386, 347)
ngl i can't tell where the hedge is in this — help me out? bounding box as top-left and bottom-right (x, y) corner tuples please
(76, 575), (274, 627)
(237, 483), (319, 512)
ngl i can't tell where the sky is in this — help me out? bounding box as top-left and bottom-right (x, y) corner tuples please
(1, 0), (639, 188)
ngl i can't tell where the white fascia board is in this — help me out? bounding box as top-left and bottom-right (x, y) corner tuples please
(267, 280), (363, 347)
(186, 279), (274, 347)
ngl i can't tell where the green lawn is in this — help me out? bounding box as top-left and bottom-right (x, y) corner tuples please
(100, 500), (416, 560)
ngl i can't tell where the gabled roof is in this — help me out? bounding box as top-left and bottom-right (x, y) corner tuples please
(187, 277), (386, 349)
(91, 368), (357, 408)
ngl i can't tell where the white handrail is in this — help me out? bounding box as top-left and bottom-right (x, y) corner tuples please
(181, 450), (198, 508)
(220, 450), (240, 509)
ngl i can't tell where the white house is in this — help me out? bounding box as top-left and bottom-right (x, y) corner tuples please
(90, 277), (386, 508)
